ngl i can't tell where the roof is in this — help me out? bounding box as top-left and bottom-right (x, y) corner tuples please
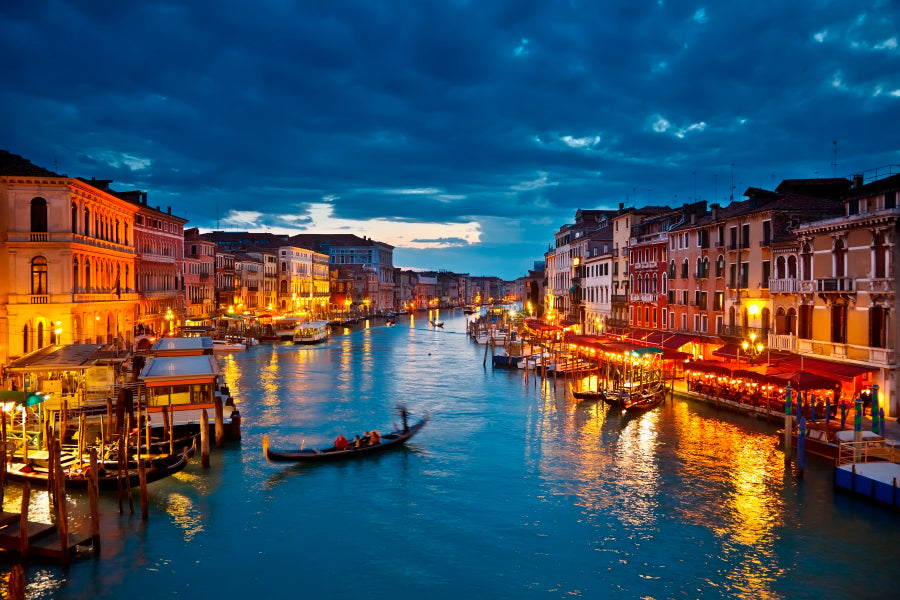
(152, 336), (214, 356)
(0, 150), (61, 177)
(5, 344), (103, 372)
(844, 172), (900, 200)
(139, 355), (220, 386)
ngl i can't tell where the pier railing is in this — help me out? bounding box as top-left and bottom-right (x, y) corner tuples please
(836, 439), (900, 466)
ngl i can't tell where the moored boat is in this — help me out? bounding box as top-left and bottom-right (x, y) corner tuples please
(4, 446), (192, 491)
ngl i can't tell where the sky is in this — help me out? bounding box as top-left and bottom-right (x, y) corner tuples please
(1, 1), (899, 279)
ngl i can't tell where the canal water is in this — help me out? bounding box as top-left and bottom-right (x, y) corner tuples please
(4, 311), (899, 599)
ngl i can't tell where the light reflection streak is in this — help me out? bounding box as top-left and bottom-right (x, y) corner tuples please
(162, 491), (204, 542)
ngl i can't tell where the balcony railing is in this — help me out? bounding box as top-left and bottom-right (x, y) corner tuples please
(607, 318), (630, 329)
(718, 324), (765, 339)
(768, 334), (797, 351)
(611, 294), (629, 304)
(30, 233), (48, 242)
(769, 278), (800, 293)
(630, 292), (656, 303)
(691, 299), (708, 310)
(30, 295), (48, 304)
(816, 278), (854, 292)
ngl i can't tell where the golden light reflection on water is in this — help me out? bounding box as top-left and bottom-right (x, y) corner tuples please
(531, 384), (789, 600)
(162, 491), (204, 542)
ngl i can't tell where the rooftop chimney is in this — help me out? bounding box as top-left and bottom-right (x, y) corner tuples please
(710, 203), (719, 220)
(690, 212), (696, 225)
(167, 206), (172, 214)
(852, 174), (864, 188)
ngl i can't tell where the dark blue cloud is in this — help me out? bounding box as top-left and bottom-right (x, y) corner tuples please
(1, 0), (898, 279)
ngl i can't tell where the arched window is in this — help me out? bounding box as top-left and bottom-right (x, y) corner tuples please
(801, 243), (812, 280)
(71, 203), (78, 234)
(37, 322), (44, 349)
(85, 259), (92, 291)
(787, 255), (797, 278)
(716, 255), (725, 277)
(776, 256), (786, 279)
(84, 208), (91, 236)
(31, 197), (48, 232)
(31, 256), (48, 295)
(23, 324), (29, 354)
(73, 257), (79, 292)
(115, 219), (120, 244)
(833, 238), (846, 277)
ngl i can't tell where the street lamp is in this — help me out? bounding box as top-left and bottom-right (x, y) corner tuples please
(741, 332), (765, 366)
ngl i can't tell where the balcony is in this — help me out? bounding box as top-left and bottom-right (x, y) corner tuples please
(611, 294), (629, 305)
(867, 278), (893, 292)
(607, 318), (630, 329)
(769, 278), (800, 293)
(759, 238), (772, 248)
(768, 333), (797, 351)
(690, 299), (708, 310)
(30, 295), (48, 304)
(816, 278), (854, 293)
(30, 233), (49, 242)
(630, 292), (656, 303)
(141, 252), (176, 263)
(718, 324), (764, 339)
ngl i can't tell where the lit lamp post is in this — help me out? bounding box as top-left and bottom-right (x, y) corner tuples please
(165, 307), (174, 335)
(741, 332), (765, 366)
(54, 321), (63, 345)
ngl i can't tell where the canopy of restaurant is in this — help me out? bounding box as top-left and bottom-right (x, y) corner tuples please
(778, 356), (877, 382)
(623, 329), (698, 350)
(766, 368), (840, 391)
(684, 360), (734, 376)
(524, 318), (562, 333)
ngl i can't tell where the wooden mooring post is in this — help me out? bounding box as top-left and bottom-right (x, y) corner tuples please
(214, 397), (225, 448)
(201, 409), (210, 468)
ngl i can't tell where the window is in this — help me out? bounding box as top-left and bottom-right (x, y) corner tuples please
(716, 255), (725, 277)
(873, 233), (887, 278)
(741, 224), (750, 248)
(729, 226), (738, 250)
(31, 197), (48, 232)
(714, 291), (724, 311)
(71, 203), (78, 234)
(739, 262), (749, 288)
(762, 261), (770, 288)
(869, 306), (888, 348)
(717, 225), (724, 247)
(831, 305), (847, 344)
(801, 244), (813, 280)
(73, 257), (79, 292)
(886, 192), (897, 210)
(762, 220), (771, 246)
(31, 256), (48, 295)
(833, 238), (846, 277)
(798, 304), (813, 339)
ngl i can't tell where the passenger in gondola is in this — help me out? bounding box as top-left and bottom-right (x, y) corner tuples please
(334, 434), (349, 450)
(361, 431), (371, 446)
(354, 434), (362, 448)
(369, 430), (381, 445)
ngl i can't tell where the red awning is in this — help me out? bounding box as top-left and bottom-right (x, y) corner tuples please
(684, 360), (733, 376)
(779, 356), (878, 382)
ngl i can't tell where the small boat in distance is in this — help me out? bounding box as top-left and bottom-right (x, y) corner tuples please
(212, 339), (246, 353)
(430, 320), (444, 328)
(293, 320), (330, 344)
(263, 410), (428, 462)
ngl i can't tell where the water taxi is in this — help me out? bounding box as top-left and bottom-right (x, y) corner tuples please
(293, 320), (330, 344)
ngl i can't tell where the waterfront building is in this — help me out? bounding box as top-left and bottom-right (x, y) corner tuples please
(581, 224), (614, 334)
(393, 269), (418, 312)
(123, 192), (188, 348)
(545, 210), (617, 328)
(215, 250), (237, 314)
(234, 252), (265, 311)
(628, 204), (702, 332)
(414, 271), (438, 310)
(289, 234), (394, 314)
(184, 228), (216, 325)
(276, 245), (329, 318)
(793, 171), (900, 416)
(0, 151), (140, 368)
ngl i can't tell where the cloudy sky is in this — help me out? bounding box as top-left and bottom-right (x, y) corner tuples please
(2, 1), (898, 279)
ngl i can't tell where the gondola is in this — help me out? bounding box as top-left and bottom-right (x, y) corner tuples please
(263, 416), (428, 462)
(4, 445), (192, 491)
(572, 389), (606, 402)
(430, 320), (444, 328)
(622, 384), (667, 414)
